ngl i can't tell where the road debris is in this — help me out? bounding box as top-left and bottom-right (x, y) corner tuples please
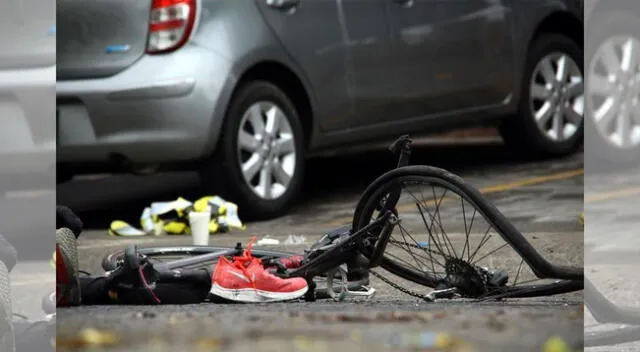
(57, 328), (121, 349)
(385, 332), (475, 351)
(541, 336), (572, 352)
(109, 195), (246, 237)
(257, 237), (281, 245)
(284, 235), (307, 245)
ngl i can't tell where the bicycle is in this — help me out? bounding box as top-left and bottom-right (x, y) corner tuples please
(102, 135), (584, 304)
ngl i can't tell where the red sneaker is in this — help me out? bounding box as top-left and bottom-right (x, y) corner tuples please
(210, 238), (308, 302)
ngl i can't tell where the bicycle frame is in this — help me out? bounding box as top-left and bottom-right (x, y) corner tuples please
(281, 211), (394, 279)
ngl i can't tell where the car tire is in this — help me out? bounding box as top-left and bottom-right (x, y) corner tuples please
(500, 33), (584, 157)
(584, 11), (640, 172)
(201, 81), (305, 220)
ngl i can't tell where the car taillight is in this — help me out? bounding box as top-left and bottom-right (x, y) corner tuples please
(146, 0), (197, 54)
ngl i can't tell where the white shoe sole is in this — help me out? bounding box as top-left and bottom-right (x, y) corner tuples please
(209, 283), (308, 303)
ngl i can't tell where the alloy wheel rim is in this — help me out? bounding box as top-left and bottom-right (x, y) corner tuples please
(529, 52), (584, 142)
(588, 35), (640, 149)
(236, 102), (296, 200)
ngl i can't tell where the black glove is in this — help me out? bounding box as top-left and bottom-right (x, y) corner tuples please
(56, 205), (83, 238)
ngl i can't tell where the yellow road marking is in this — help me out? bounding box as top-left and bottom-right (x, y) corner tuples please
(585, 186), (640, 203)
(324, 168), (584, 226)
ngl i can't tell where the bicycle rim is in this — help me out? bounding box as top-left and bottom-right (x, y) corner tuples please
(353, 166), (583, 300)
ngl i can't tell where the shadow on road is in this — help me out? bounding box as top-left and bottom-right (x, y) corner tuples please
(57, 141), (553, 230)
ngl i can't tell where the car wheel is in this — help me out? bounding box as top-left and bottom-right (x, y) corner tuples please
(201, 81), (305, 220)
(585, 11), (640, 171)
(500, 34), (584, 157)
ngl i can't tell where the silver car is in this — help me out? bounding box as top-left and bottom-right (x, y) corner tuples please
(585, 0), (640, 170)
(56, 0), (584, 219)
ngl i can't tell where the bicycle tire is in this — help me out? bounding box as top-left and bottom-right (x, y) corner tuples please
(585, 325), (640, 347)
(102, 246), (295, 272)
(352, 165), (583, 299)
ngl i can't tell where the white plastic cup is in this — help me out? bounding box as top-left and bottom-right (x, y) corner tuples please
(189, 208), (211, 245)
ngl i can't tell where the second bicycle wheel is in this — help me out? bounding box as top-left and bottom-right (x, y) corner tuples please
(101, 245), (359, 301)
(352, 165), (583, 300)
(102, 246), (295, 272)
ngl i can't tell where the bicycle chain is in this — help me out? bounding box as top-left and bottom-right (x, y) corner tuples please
(366, 238), (494, 301)
(368, 269), (434, 301)
(365, 238), (441, 301)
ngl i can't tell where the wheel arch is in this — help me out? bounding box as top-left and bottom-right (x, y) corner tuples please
(510, 6), (583, 109)
(203, 52), (316, 158)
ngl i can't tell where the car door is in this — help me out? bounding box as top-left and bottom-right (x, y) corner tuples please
(255, 0), (352, 133)
(385, 0), (516, 121)
(338, 0), (395, 129)
(255, 0), (393, 132)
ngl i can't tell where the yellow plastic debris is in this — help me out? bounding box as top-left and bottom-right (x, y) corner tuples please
(542, 336), (572, 352)
(196, 338), (222, 351)
(79, 328), (120, 345)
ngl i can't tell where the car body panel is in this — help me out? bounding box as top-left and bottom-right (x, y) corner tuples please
(56, 0), (152, 79)
(57, 45), (230, 163)
(0, 0), (56, 179)
(254, 0), (372, 133)
(504, 0), (582, 108)
(56, 0), (583, 167)
(384, 0), (516, 121)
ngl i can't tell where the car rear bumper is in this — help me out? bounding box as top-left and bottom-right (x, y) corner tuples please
(56, 46), (233, 164)
(0, 65), (56, 177)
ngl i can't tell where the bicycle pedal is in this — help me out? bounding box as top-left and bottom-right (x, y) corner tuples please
(346, 286), (376, 299)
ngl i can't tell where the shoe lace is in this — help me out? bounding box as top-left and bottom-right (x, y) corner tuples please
(230, 236), (265, 293)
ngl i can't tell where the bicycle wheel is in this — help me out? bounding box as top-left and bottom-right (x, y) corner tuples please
(102, 246), (354, 300)
(102, 246), (295, 272)
(352, 165), (583, 300)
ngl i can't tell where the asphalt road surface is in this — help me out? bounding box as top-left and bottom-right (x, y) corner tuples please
(56, 139), (584, 352)
(584, 163), (640, 352)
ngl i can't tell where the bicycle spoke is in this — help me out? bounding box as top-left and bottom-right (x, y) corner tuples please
(410, 189), (448, 259)
(468, 225), (493, 262)
(418, 186), (450, 257)
(512, 259), (524, 287)
(461, 198), (477, 261)
(393, 224), (434, 273)
(471, 242), (509, 265)
(396, 222), (446, 269)
(429, 186), (458, 258)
